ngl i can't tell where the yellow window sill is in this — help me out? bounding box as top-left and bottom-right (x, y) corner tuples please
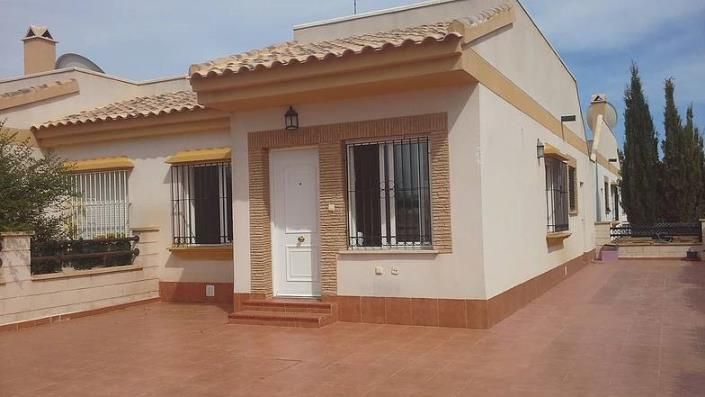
(168, 245), (233, 260)
(338, 248), (439, 256)
(546, 231), (572, 243)
(32, 264), (143, 281)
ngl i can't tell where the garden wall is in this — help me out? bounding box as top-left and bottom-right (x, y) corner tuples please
(616, 242), (701, 260)
(0, 227), (159, 329)
(594, 222), (614, 247)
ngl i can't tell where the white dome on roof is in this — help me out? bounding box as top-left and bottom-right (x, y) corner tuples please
(55, 53), (104, 73)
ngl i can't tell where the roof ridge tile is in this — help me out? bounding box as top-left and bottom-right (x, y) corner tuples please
(188, 3), (512, 79)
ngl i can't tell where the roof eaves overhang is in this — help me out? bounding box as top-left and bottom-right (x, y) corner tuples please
(190, 36), (471, 111)
(34, 109), (229, 148)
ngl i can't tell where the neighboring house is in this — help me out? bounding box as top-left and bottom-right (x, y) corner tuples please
(0, 26), (188, 144)
(3, 0), (605, 328)
(587, 94), (626, 224)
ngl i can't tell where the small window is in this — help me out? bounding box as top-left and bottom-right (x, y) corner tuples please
(568, 166), (577, 213)
(611, 185), (620, 221)
(170, 161), (233, 246)
(70, 170), (130, 239)
(604, 181), (611, 213)
(545, 157), (569, 233)
(346, 137), (432, 248)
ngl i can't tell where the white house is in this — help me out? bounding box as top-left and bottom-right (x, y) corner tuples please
(1, 0), (607, 328)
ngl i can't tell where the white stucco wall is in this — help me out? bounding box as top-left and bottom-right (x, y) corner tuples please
(455, 3), (595, 298)
(595, 163), (625, 223)
(594, 119), (620, 162)
(0, 68), (188, 130)
(293, 0), (507, 43)
(592, 118), (625, 223)
(232, 0), (597, 300)
(231, 85), (487, 299)
(51, 129), (234, 284)
(470, 2), (586, 144)
(478, 85), (594, 298)
(0, 230), (159, 327)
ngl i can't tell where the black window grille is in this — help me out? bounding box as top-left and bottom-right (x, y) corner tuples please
(545, 157), (569, 233)
(170, 161), (233, 245)
(568, 166), (577, 212)
(612, 185), (620, 220)
(346, 137), (432, 248)
(604, 181), (611, 212)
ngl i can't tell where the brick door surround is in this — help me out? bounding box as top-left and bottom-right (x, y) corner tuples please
(248, 113), (451, 297)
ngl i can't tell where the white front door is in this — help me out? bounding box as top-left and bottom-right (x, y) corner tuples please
(270, 147), (320, 297)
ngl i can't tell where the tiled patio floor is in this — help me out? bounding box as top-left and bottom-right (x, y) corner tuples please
(3, 260), (705, 396)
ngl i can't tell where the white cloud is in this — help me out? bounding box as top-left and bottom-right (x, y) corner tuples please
(666, 54), (705, 106)
(523, 0), (705, 52)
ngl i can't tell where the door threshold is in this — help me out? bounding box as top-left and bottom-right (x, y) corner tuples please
(273, 295), (322, 300)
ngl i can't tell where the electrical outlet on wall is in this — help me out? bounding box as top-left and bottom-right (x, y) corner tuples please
(391, 267), (399, 276)
(375, 266), (384, 275)
(206, 284), (215, 297)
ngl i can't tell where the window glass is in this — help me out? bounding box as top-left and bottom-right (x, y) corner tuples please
(171, 162), (233, 245)
(347, 137), (432, 248)
(545, 157), (569, 233)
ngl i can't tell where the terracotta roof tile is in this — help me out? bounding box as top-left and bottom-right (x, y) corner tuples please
(34, 90), (201, 130)
(189, 4), (512, 79)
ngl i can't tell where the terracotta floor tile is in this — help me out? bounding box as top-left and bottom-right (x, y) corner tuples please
(361, 296), (386, 324)
(3, 260), (705, 396)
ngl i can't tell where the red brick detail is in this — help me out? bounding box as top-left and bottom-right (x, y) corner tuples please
(159, 282), (233, 305)
(248, 113), (451, 297)
(333, 250), (595, 329)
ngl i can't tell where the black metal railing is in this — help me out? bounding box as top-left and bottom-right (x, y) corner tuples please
(545, 157), (569, 233)
(30, 236), (140, 275)
(170, 161), (233, 246)
(610, 223), (702, 241)
(345, 137), (432, 248)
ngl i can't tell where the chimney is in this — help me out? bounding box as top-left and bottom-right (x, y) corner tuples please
(23, 25), (57, 75)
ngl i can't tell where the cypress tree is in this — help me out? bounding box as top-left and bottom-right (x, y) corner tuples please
(660, 78), (684, 221)
(620, 63), (660, 224)
(683, 105), (704, 220)
(660, 80), (703, 222)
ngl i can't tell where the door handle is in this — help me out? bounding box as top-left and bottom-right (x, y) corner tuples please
(297, 236), (305, 243)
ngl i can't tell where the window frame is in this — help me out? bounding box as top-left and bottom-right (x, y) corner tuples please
(345, 136), (433, 249)
(544, 156), (570, 234)
(170, 160), (233, 247)
(568, 165), (578, 215)
(70, 169), (131, 239)
(604, 180), (611, 213)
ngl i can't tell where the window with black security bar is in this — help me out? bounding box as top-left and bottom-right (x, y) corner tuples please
(545, 157), (569, 233)
(70, 170), (130, 239)
(568, 166), (577, 213)
(346, 137), (432, 248)
(170, 161), (233, 246)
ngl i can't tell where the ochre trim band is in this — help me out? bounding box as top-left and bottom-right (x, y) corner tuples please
(165, 147), (231, 164)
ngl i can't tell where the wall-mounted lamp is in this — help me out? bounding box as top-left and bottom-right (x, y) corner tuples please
(536, 139), (545, 159)
(285, 106), (299, 130)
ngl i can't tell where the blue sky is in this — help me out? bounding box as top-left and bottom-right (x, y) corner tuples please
(2, 0), (704, 147)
